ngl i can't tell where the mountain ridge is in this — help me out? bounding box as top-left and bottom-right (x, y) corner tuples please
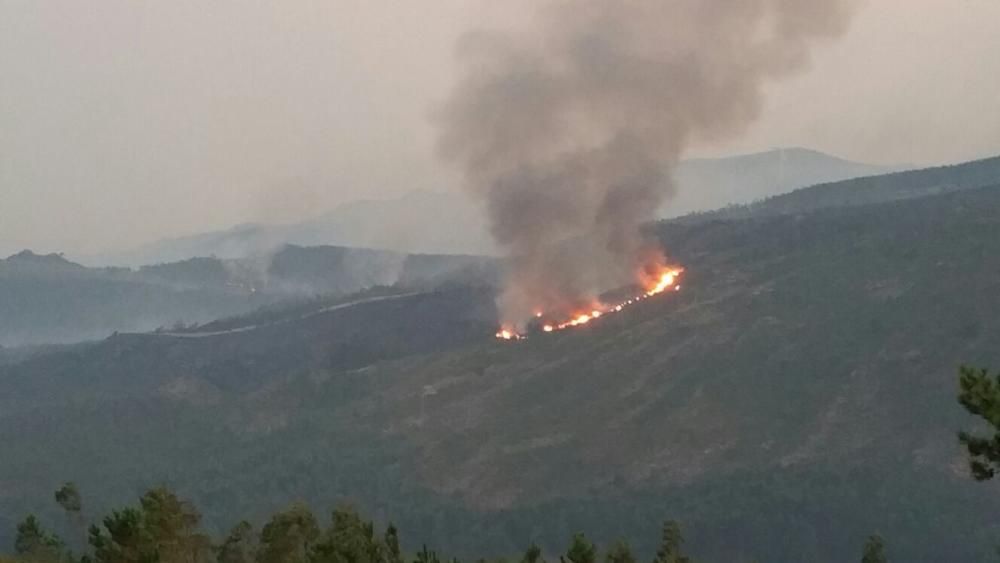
(0, 243), (495, 347)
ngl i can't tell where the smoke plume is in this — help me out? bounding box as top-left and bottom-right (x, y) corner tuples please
(437, 0), (858, 326)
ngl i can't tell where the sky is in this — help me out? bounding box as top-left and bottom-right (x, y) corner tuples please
(1, 0), (999, 257)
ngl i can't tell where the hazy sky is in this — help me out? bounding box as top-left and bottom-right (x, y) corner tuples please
(2, 0), (999, 257)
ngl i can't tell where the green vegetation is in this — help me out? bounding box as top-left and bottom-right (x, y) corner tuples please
(6, 486), (896, 563)
(14, 516), (64, 562)
(54, 484), (82, 515)
(957, 366), (1000, 480)
(860, 536), (886, 563)
(650, 523), (687, 563)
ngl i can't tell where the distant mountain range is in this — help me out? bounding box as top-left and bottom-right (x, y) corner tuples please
(79, 191), (497, 267)
(3, 154), (1000, 561)
(81, 148), (898, 267)
(666, 146), (899, 217)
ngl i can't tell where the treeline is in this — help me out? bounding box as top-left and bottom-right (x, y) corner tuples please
(3, 484), (889, 563)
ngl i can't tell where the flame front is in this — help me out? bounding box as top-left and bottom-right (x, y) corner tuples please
(495, 266), (684, 340)
(495, 328), (524, 341)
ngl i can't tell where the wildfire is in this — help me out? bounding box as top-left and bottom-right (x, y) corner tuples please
(495, 266), (684, 340)
(495, 329), (524, 341)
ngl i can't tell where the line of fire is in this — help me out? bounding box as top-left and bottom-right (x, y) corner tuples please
(495, 266), (684, 341)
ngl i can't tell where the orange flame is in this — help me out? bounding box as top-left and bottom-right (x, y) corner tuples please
(495, 329), (523, 341)
(496, 266), (684, 340)
(644, 269), (679, 295)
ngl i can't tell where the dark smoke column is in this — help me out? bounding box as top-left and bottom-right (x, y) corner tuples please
(437, 0), (858, 327)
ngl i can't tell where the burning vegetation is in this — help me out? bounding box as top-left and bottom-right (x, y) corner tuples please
(495, 266), (683, 340)
(438, 0), (856, 339)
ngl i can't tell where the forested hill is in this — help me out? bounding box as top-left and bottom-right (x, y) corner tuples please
(3, 167), (1000, 561)
(0, 245), (494, 346)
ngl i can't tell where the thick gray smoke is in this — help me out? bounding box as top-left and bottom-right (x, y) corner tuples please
(438, 0), (857, 326)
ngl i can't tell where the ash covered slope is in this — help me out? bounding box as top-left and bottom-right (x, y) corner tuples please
(3, 165), (1000, 560)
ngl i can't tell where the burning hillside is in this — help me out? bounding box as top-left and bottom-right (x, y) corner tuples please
(496, 266), (683, 340)
(438, 0), (856, 338)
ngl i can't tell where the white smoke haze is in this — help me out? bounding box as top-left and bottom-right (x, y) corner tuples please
(437, 0), (859, 326)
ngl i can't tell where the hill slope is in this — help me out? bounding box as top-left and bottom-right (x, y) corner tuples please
(2, 173), (1000, 561)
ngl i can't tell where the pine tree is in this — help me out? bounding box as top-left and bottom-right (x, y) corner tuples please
(384, 524), (403, 563)
(957, 365), (1000, 479)
(861, 535), (887, 563)
(14, 515), (65, 563)
(311, 505), (384, 563)
(54, 483), (82, 514)
(652, 521), (689, 563)
(521, 545), (543, 563)
(561, 534), (596, 563)
(86, 487), (212, 563)
(218, 521), (256, 563)
(257, 504), (319, 563)
(413, 545), (441, 563)
(604, 540), (635, 563)
(89, 508), (157, 563)
(54, 482), (86, 551)
(139, 487), (212, 563)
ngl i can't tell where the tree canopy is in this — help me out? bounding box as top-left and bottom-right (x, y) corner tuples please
(957, 365), (1000, 480)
